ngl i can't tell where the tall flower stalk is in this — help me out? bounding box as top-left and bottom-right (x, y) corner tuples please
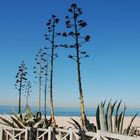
(33, 49), (46, 112)
(44, 15), (61, 125)
(44, 59), (49, 119)
(62, 3), (91, 129)
(25, 80), (32, 108)
(15, 61), (27, 114)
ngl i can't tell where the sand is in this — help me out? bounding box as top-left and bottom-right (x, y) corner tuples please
(53, 116), (140, 129)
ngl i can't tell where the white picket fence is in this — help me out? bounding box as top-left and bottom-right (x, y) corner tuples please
(0, 126), (28, 140)
(0, 126), (140, 140)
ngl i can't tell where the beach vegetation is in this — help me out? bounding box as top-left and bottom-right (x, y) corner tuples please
(33, 48), (50, 119)
(0, 106), (53, 139)
(24, 80), (32, 108)
(96, 100), (138, 136)
(33, 48), (47, 112)
(69, 100), (138, 137)
(43, 58), (49, 119)
(44, 14), (61, 126)
(62, 3), (91, 129)
(15, 61), (27, 114)
(0, 106), (52, 128)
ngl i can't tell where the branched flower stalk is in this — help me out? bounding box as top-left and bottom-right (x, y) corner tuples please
(33, 49), (47, 112)
(15, 61), (27, 114)
(45, 15), (61, 125)
(62, 3), (91, 129)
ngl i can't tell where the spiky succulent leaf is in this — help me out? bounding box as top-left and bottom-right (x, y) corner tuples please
(0, 116), (16, 128)
(68, 121), (79, 129)
(99, 103), (107, 131)
(10, 116), (25, 128)
(107, 101), (113, 132)
(96, 105), (100, 130)
(117, 112), (123, 133)
(70, 118), (82, 130)
(114, 100), (122, 133)
(119, 106), (127, 134)
(125, 113), (138, 135)
(25, 105), (33, 119)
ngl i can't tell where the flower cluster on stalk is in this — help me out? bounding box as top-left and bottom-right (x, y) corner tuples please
(60, 3), (91, 62)
(15, 61), (27, 93)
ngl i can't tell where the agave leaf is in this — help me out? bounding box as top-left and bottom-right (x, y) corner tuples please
(0, 116), (16, 128)
(112, 100), (117, 114)
(11, 107), (24, 122)
(25, 105), (33, 119)
(117, 112), (123, 132)
(70, 118), (82, 130)
(14, 114), (27, 126)
(68, 121), (78, 129)
(106, 100), (112, 130)
(96, 105), (100, 130)
(99, 103), (107, 131)
(125, 113), (138, 135)
(107, 101), (113, 132)
(10, 116), (26, 129)
(103, 100), (106, 107)
(114, 100), (122, 133)
(119, 105), (127, 134)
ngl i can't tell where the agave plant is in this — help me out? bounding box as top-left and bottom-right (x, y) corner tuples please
(68, 117), (96, 140)
(69, 100), (138, 138)
(69, 115), (96, 132)
(0, 105), (52, 129)
(0, 106), (54, 140)
(96, 100), (138, 136)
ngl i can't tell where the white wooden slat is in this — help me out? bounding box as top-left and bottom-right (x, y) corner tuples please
(4, 129), (18, 140)
(1, 126), (140, 140)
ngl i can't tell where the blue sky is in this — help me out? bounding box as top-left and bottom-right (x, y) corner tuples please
(0, 0), (140, 109)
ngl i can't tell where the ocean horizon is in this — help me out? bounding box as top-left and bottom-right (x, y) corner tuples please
(0, 106), (139, 116)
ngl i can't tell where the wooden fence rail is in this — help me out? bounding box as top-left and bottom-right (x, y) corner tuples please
(0, 126), (140, 140)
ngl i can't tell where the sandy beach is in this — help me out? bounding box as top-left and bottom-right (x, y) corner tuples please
(54, 116), (140, 129)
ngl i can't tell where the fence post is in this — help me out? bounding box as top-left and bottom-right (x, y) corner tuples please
(58, 129), (62, 140)
(97, 130), (100, 140)
(48, 126), (52, 140)
(25, 127), (28, 140)
(69, 128), (73, 140)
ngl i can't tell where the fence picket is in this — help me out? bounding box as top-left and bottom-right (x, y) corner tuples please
(1, 126), (140, 140)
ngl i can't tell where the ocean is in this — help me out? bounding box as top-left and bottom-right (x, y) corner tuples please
(0, 106), (139, 116)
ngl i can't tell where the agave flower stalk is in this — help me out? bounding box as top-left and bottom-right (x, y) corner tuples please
(44, 60), (49, 119)
(33, 49), (47, 112)
(45, 15), (61, 125)
(15, 61), (27, 114)
(25, 81), (32, 108)
(62, 3), (91, 129)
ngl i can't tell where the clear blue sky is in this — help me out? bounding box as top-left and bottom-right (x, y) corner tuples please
(0, 0), (140, 109)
